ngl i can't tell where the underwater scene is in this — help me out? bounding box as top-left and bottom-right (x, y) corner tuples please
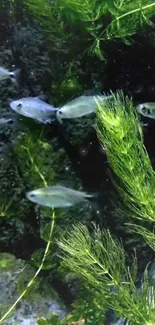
(2, 0), (155, 324)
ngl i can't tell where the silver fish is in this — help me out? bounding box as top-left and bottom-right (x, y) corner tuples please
(26, 185), (93, 208)
(0, 117), (16, 125)
(56, 94), (112, 123)
(136, 102), (155, 119)
(9, 96), (58, 124)
(0, 66), (20, 85)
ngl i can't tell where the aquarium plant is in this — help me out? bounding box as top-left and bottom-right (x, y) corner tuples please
(96, 91), (155, 222)
(1, 90), (155, 324)
(25, 0), (155, 60)
(55, 222), (155, 325)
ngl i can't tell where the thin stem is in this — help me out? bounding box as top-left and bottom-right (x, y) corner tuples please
(21, 146), (48, 187)
(0, 136), (55, 324)
(98, 2), (155, 40)
(0, 211), (55, 324)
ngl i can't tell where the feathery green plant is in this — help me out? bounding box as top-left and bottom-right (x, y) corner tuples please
(58, 223), (155, 325)
(0, 130), (56, 324)
(25, 0), (68, 46)
(15, 129), (55, 188)
(96, 91), (155, 222)
(24, 0), (155, 60)
(128, 223), (155, 251)
(62, 285), (107, 325)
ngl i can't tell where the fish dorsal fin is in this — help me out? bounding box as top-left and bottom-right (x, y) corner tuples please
(35, 94), (48, 102)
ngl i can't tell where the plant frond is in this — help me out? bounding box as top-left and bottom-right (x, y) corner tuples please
(96, 91), (155, 222)
(25, 0), (68, 43)
(58, 223), (127, 288)
(58, 223), (155, 324)
(127, 224), (155, 251)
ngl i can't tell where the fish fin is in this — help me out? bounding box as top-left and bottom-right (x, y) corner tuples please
(85, 193), (96, 199)
(9, 69), (21, 87)
(141, 122), (149, 127)
(35, 94), (48, 102)
(35, 118), (55, 124)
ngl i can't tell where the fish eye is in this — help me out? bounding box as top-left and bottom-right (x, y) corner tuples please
(30, 193), (36, 198)
(59, 110), (62, 115)
(17, 102), (22, 109)
(10, 72), (15, 79)
(142, 106), (151, 115)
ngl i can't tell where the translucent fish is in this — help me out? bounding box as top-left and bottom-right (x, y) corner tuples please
(136, 102), (155, 119)
(9, 96), (58, 124)
(0, 66), (20, 86)
(0, 117), (16, 125)
(56, 94), (112, 123)
(26, 185), (93, 208)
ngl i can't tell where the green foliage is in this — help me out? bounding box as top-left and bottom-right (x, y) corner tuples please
(0, 211), (56, 324)
(0, 153), (29, 218)
(31, 247), (56, 270)
(128, 223), (155, 251)
(16, 266), (41, 300)
(66, 286), (106, 325)
(25, 0), (68, 46)
(0, 126), (57, 323)
(37, 315), (64, 325)
(58, 223), (155, 325)
(0, 253), (17, 270)
(96, 91), (155, 222)
(15, 129), (55, 189)
(24, 0), (155, 60)
(100, 1), (155, 41)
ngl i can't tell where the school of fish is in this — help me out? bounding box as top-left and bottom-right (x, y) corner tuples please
(0, 64), (152, 208)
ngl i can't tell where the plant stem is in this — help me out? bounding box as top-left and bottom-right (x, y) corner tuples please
(0, 210), (55, 324)
(98, 2), (155, 40)
(22, 145), (48, 187)
(0, 134), (55, 324)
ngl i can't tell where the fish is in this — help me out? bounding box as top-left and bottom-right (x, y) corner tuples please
(26, 185), (93, 208)
(0, 117), (16, 125)
(0, 66), (20, 86)
(9, 96), (58, 124)
(136, 102), (155, 119)
(56, 94), (112, 123)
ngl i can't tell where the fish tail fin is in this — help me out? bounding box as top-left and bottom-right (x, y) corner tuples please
(85, 192), (97, 199)
(9, 69), (21, 86)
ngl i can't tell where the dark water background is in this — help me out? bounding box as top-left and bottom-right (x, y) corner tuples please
(0, 0), (155, 305)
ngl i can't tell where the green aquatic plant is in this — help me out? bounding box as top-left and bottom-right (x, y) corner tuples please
(0, 130), (57, 324)
(24, 0), (68, 47)
(96, 91), (155, 222)
(128, 223), (155, 251)
(0, 211), (55, 324)
(15, 128), (55, 189)
(63, 285), (106, 325)
(24, 0), (155, 60)
(57, 223), (155, 325)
